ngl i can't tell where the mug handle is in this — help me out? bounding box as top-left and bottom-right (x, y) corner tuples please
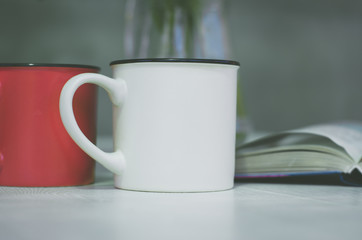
(59, 73), (127, 175)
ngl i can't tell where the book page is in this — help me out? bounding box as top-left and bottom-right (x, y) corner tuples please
(289, 122), (362, 162)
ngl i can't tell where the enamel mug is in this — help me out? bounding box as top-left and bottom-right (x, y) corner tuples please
(0, 63), (98, 187)
(60, 58), (239, 192)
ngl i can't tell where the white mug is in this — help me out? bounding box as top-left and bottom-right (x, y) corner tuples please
(59, 58), (240, 192)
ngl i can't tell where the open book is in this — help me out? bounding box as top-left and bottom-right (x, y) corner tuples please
(235, 121), (362, 186)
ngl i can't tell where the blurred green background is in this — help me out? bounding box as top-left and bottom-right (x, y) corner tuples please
(1, 0), (361, 137)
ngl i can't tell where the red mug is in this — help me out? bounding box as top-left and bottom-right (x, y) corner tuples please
(0, 63), (99, 187)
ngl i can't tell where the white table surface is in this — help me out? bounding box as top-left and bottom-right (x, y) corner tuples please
(1, 138), (362, 240)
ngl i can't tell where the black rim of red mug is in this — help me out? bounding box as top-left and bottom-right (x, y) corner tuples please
(0, 63), (100, 70)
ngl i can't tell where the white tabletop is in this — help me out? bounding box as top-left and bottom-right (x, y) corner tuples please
(1, 164), (362, 240)
(1, 137), (362, 240)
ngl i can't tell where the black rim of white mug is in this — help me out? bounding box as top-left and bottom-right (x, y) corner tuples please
(110, 58), (240, 66)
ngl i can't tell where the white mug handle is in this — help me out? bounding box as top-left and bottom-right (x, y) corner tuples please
(59, 73), (127, 175)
